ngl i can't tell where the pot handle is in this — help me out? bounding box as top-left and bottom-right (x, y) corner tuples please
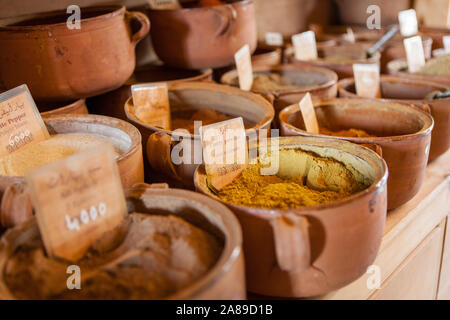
(212, 4), (237, 37)
(269, 213), (311, 273)
(0, 182), (33, 229)
(126, 11), (151, 47)
(146, 132), (182, 181)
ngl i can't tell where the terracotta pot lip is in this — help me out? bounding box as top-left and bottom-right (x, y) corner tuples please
(220, 64), (338, 96)
(279, 98), (434, 142)
(285, 46), (381, 65)
(126, 185), (243, 299)
(125, 65), (213, 86)
(338, 76), (450, 101)
(124, 81), (275, 139)
(193, 136), (389, 217)
(40, 98), (86, 116)
(387, 58), (450, 83)
(0, 6), (125, 30)
(148, 0), (252, 13)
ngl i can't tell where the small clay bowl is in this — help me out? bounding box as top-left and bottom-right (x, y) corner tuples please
(88, 64), (213, 120)
(124, 81), (274, 187)
(251, 44), (283, 68)
(387, 58), (450, 87)
(194, 136), (388, 297)
(285, 42), (381, 79)
(338, 75), (450, 161)
(0, 183), (245, 299)
(279, 98), (434, 210)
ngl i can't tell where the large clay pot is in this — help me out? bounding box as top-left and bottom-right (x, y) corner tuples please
(220, 64), (338, 123)
(338, 75), (450, 161)
(0, 6), (150, 102)
(88, 64), (213, 120)
(40, 99), (88, 117)
(0, 114), (144, 229)
(148, 0), (257, 69)
(285, 43), (381, 79)
(279, 98), (434, 210)
(335, 0), (411, 26)
(124, 81), (274, 187)
(0, 183), (246, 299)
(387, 58), (450, 87)
(194, 136), (389, 297)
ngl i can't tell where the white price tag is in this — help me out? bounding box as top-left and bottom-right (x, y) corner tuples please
(291, 31), (318, 61)
(234, 44), (253, 91)
(404, 36), (426, 73)
(398, 9), (418, 37)
(353, 64), (380, 99)
(443, 35), (450, 53)
(265, 32), (284, 46)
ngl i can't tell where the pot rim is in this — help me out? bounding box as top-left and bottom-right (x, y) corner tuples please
(0, 114), (142, 180)
(278, 97), (434, 143)
(0, 5), (125, 30)
(220, 64), (338, 96)
(124, 81), (275, 139)
(147, 0), (253, 13)
(387, 58), (450, 82)
(193, 136), (389, 217)
(125, 65), (213, 86)
(338, 75), (450, 102)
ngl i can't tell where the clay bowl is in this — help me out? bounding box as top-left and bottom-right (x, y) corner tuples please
(124, 81), (274, 187)
(339, 75), (450, 161)
(387, 58), (450, 87)
(0, 114), (144, 229)
(88, 64), (213, 120)
(220, 64), (338, 123)
(0, 6), (150, 102)
(39, 99), (88, 117)
(279, 98), (434, 210)
(285, 43), (381, 79)
(0, 183), (245, 299)
(148, 0), (257, 69)
(194, 136), (388, 297)
(251, 44), (283, 68)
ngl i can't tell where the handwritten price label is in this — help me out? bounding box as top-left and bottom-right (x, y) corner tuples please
(0, 85), (49, 156)
(26, 145), (127, 262)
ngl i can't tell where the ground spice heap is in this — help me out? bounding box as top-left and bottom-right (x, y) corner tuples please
(319, 127), (375, 138)
(416, 54), (450, 76)
(218, 149), (368, 209)
(251, 73), (300, 91)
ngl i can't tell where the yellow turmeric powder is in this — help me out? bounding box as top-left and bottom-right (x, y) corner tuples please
(218, 149), (368, 209)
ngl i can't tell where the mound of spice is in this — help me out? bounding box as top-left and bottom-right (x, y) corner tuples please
(319, 127), (375, 138)
(218, 149), (368, 209)
(251, 73), (300, 92)
(416, 54), (450, 76)
(4, 213), (222, 299)
(0, 133), (120, 177)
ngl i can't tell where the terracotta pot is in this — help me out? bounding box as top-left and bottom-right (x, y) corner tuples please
(387, 58), (450, 87)
(0, 114), (144, 229)
(194, 136), (388, 297)
(148, 0), (257, 69)
(254, 0), (316, 42)
(124, 81), (274, 187)
(88, 64), (213, 120)
(0, 6), (150, 102)
(220, 64), (338, 124)
(338, 76), (450, 162)
(251, 45), (283, 68)
(0, 183), (246, 299)
(420, 27), (450, 50)
(335, 0), (411, 26)
(39, 99), (88, 117)
(279, 98), (434, 210)
(285, 43), (381, 79)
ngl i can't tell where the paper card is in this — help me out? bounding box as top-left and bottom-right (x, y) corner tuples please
(26, 145), (127, 262)
(291, 31), (318, 61)
(353, 64), (381, 99)
(131, 83), (171, 130)
(0, 85), (49, 156)
(148, 0), (181, 9)
(299, 93), (319, 134)
(443, 35), (450, 53)
(265, 32), (284, 46)
(344, 27), (356, 43)
(234, 44), (253, 91)
(404, 36), (426, 73)
(398, 9), (418, 37)
(200, 117), (247, 191)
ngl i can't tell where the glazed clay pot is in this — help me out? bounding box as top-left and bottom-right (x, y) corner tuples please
(194, 136), (388, 297)
(88, 64), (213, 120)
(39, 99), (88, 117)
(0, 6), (150, 102)
(279, 98), (434, 210)
(0, 183), (246, 299)
(0, 114), (144, 229)
(387, 58), (450, 87)
(285, 43), (381, 79)
(220, 64), (338, 122)
(338, 75), (450, 161)
(148, 0), (257, 69)
(124, 81), (274, 187)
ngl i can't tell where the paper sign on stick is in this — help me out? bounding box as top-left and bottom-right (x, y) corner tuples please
(299, 93), (319, 134)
